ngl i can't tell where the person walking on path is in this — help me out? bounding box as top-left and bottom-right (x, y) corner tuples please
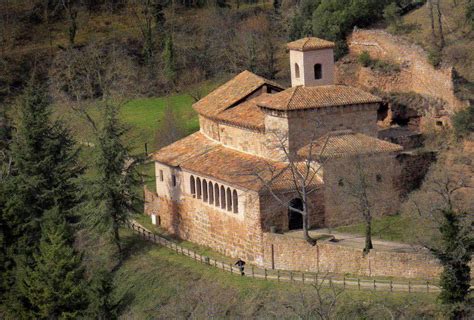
(235, 258), (246, 276)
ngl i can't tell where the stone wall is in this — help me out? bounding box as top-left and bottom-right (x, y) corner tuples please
(144, 186), (265, 264)
(323, 153), (401, 227)
(346, 29), (468, 114)
(262, 233), (474, 279)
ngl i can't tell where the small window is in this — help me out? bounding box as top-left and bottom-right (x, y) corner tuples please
(197, 178), (202, 199)
(214, 184), (220, 207)
(436, 121), (443, 127)
(232, 190), (238, 213)
(209, 182), (214, 205)
(376, 174), (382, 182)
(190, 176), (196, 196)
(338, 178), (344, 187)
(314, 64), (322, 80)
(172, 174), (177, 187)
(159, 170), (164, 182)
(203, 180), (208, 202)
(220, 186), (226, 209)
(226, 188), (232, 211)
(295, 63), (300, 78)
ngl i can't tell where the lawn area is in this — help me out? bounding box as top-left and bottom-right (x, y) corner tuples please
(113, 229), (437, 319)
(335, 214), (417, 243)
(121, 94), (199, 153)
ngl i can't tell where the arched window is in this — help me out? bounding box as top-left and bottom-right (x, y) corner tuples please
(226, 188), (232, 211)
(214, 184), (220, 207)
(220, 186), (226, 209)
(232, 190), (238, 213)
(314, 63), (322, 79)
(208, 181), (214, 204)
(196, 178), (202, 199)
(203, 179), (208, 202)
(190, 176), (196, 196)
(295, 63), (300, 78)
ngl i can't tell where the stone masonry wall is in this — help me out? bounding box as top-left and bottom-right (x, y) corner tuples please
(144, 186), (266, 264)
(323, 152), (401, 227)
(262, 233), (474, 279)
(346, 29), (468, 113)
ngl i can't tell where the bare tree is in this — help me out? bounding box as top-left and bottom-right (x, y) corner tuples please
(250, 129), (329, 244)
(129, 0), (156, 64)
(154, 102), (187, 149)
(435, 0), (445, 48)
(61, 0), (79, 46)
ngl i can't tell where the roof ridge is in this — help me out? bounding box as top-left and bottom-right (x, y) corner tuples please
(286, 86), (300, 108)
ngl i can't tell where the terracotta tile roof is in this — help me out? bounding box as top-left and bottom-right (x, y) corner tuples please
(287, 37), (335, 51)
(153, 132), (321, 191)
(298, 131), (403, 159)
(152, 132), (218, 166)
(257, 85), (382, 111)
(193, 70), (284, 118)
(214, 94), (268, 131)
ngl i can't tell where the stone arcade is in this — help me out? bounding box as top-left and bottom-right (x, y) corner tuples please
(147, 37), (403, 266)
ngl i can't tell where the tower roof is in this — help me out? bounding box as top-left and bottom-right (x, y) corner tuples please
(287, 37), (335, 51)
(257, 85), (382, 111)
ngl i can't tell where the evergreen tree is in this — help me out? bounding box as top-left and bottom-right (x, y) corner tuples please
(86, 104), (142, 260)
(87, 269), (119, 320)
(15, 207), (89, 319)
(162, 34), (177, 85)
(430, 210), (473, 319)
(1, 81), (83, 307)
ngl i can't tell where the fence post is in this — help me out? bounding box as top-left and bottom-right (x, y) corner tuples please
(194, 252), (196, 260)
(302, 273), (305, 284)
(373, 279), (376, 291)
(390, 280), (393, 292)
(315, 273), (318, 285)
(426, 281), (429, 293)
(264, 269), (267, 280)
(252, 266), (255, 278)
(408, 281), (411, 293)
(277, 270), (280, 282)
(290, 271), (293, 282)
(230, 263), (233, 274)
(358, 278), (361, 291)
(343, 276), (346, 289)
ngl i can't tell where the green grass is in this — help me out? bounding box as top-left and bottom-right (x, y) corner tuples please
(121, 94), (199, 152)
(335, 214), (416, 243)
(111, 229), (438, 318)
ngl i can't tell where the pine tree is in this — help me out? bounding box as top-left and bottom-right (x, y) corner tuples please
(430, 210), (473, 319)
(1, 80), (83, 307)
(15, 207), (89, 319)
(87, 269), (119, 320)
(86, 104), (143, 260)
(162, 34), (177, 85)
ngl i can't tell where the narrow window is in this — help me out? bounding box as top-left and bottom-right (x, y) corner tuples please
(220, 186), (226, 209)
(314, 64), (322, 79)
(376, 174), (382, 182)
(226, 188), (232, 211)
(196, 177), (202, 199)
(338, 178), (344, 187)
(295, 63), (300, 78)
(203, 179), (208, 202)
(232, 190), (238, 213)
(159, 170), (164, 182)
(214, 184), (220, 207)
(208, 182), (214, 204)
(190, 176), (196, 196)
(172, 174), (177, 187)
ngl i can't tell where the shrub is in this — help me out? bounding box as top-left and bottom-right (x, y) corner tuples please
(358, 51), (372, 67)
(428, 48), (442, 67)
(452, 105), (474, 137)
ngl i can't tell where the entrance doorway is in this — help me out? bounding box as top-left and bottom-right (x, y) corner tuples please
(288, 198), (303, 230)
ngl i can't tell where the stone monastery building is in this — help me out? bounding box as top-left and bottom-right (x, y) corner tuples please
(149, 37), (404, 264)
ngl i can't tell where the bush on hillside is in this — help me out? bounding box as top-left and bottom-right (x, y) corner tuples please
(452, 105), (474, 137)
(428, 48), (442, 68)
(357, 51), (401, 74)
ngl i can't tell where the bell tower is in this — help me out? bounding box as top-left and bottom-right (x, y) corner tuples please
(288, 37), (335, 87)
